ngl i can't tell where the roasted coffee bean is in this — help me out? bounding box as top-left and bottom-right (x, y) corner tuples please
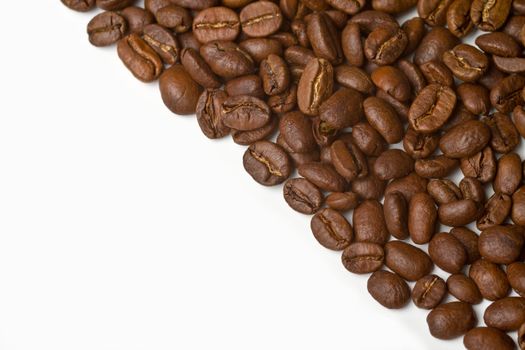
(196, 89), (230, 139)
(350, 10), (399, 34)
(457, 83), (491, 115)
(279, 140), (321, 167)
(449, 227), (480, 265)
(155, 5), (191, 33)
(87, 11), (127, 47)
(447, 274), (482, 304)
(409, 192), (437, 244)
(446, 0), (474, 37)
(417, 0), (454, 26)
(330, 140), (368, 181)
(326, 191), (360, 212)
(279, 111), (316, 153)
(460, 146), (497, 183)
(469, 259), (510, 301)
(415, 156), (459, 179)
(364, 27), (408, 66)
(222, 95), (271, 131)
(192, 7), (239, 40)
(513, 186), (525, 226)
(363, 97), (404, 144)
(442, 44), (488, 82)
(311, 118), (338, 147)
(409, 84), (456, 134)
(283, 178), (323, 214)
(177, 32), (201, 52)
(284, 46), (316, 67)
(351, 159), (388, 200)
(290, 19), (309, 48)
(144, 0), (170, 15)
(397, 59), (426, 96)
(493, 55), (525, 74)
(429, 232), (467, 273)
(62, 0), (95, 11)
(386, 172), (429, 202)
(297, 58), (334, 116)
(403, 129), (439, 159)
(159, 64), (202, 115)
(384, 192), (409, 240)
(239, 38), (283, 64)
(118, 34), (163, 82)
(479, 225), (525, 264)
(460, 176), (486, 203)
(96, 0), (134, 11)
(428, 179), (462, 204)
(351, 122), (387, 157)
(298, 162), (346, 192)
(514, 105), (525, 138)
(484, 297), (525, 331)
(341, 22), (364, 67)
(439, 199), (480, 227)
(420, 60), (454, 87)
(270, 32), (299, 48)
(181, 48), (222, 89)
(268, 84), (297, 114)
(444, 103), (476, 130)
(464, 327), (516, 350)
(373, 150), (414, 181)
(412, 274), (447, 309)
(260, 54), (290, 96)
(371, 66), (411, 102)
(426, 302), (477, 340)
(243, 140), (291, 186)
(471, 0), (512, 31)
(367, 270), (411, 309)
(490, 74), (525, 114)
(119, 6), (154, 35)
(342, 242), (384, 274)
(476, 32), (521, 57)
(319, 88), (363, 130)
(335, 66), (375, 95)
(494, 153), (522, 195)
(402, 17), (426, 56)
(504, 15), (525, 41)
(232, 117), (277, 145)
(482, 113), (520, 154)
(240, 1), (283, 38)
(306, 12), (343, 65)
(414, 27), (459, 66)
(142, 24), (179, 65)
(375, 90), (410, 121)
(310, 208), (353, 250)
(385, 240), (433, 281)
(439, 120), (491, 158)
(225, 75), (265, 98)
(353, 200), (389, 245)
(200, 41), (255, 79)
(508, 262), (525, 297)
(477, 193), (512, 230)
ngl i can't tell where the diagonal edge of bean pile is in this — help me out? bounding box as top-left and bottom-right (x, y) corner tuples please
(61, 0), (525, 348)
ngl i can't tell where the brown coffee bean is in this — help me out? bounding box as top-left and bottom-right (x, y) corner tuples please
(447, 274), (482, 304)
(260, 54), (290, 96)
(429, 232), (467, 273)
(412, 274), (447, 309)
(444, 103), (476, 130)
(428, 179), (462, 204)
(222, 95), (270, 131)
(181, 48), (222, 89)
(414, 26), (459, 65)
(142, 24), (180, 65)
(240, 1), (283, 38)
(451, 227), (481, 264)
(513, 186), (525, 226)
(298, 162), (346, 192)
(464, 328), (516, 350)
(225, 75), (265, 98)
(409, 84), (456, 134)
(243, 140), (291, 186)
(290, 19), (309, 48)
(439, 199), (480, 227)
(319, 88), (364, 130)
(200, 41), (255, 80)
(326, 192), (360, 212)
(353, 200), (389, 245)
(351, 122), (387, 157)
(363, 97), (404, 144)
(330, 140), (368, 181)
(460, 146), (497, 183)
(493, 55), (525, 74)
(470, 259), (510, 301)
(384, 192), (409, 240)
(490, 74), (525, 114)
(442, 44), (489, 82)
(310, 208), (353, 250)
(457, 83), (491, 115)
(420, 60), (455, 87)
(279, 111), (316, 153)
(284, 46), (316, 67)
(117, 34), (164, 82)
(479, 225), (525, 264)
(476, 31), (521, 57)
(268, 84), (297, 114)
(482, 112), (520, 154)
(144, 0), (171, 15)
(397, 59), (427, 96)
(446, 0), (474, 37)
(371, 0), (417, 13)
(119, 6), (153, 35)
(440, 120), (491, 158)
(418, 0), (454, 26)
(409, 192), (437, 244)
(471, 0), (512, 31)
(350, 10), (399, 33)
(375, 90), (410, 121)
(159, 64), (202, 115)
(386, 172), (429, 202)
(426, 301), (476, 340)
(196, 89), (230, 139)
(155, 5), (191, 33)
(341, 22), (364, 67)
(415, 155), (459, 179)
(371, 66), (411, 102)
(373, 150), (414, 181)
(88, 11), (127, 47)
(297, 58), (334, 116)
(477, 193), (512, 230)
(342, 242), (384, 274)
(311, 118), (338, 147)
(192, 6), (240, 43)
(334, 66), (374, 95)
(367, 270), (411, 309)
(283, 178), (322, 214)
(239, 38), (283, 64)
(508, 262), (525, 297)
(365, 27), (408, 66)
(62, 0), (95, 11)
(484, 297), (525, 332)
(306, 12), (343, 65)
(385, 240), (433, 281)
(403, 129), (439, 159)
(494, 153), (522, 195)
(460, 177), (485, 203)
(351, 162), (387, 200)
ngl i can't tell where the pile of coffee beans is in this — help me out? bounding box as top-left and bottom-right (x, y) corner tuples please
(62, 0), (525, 348)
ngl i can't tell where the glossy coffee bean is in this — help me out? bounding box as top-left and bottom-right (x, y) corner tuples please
(494, 153), (522, 195)
(429, 232), (467, 273)
(181, 48), (222, 89)
(222, 95), (271, 131)
(62, 0), (95, 11)
(373, 150), (414, 181)
(364, 27), (408, 66)
(427, 179), (462, 205)
(471, 0), (512, 31)
(513, 186), (525, 226)
(415, 156), (459, 179)
(353, 200), (389, 245)
(386, 172), (429, 202)
(409, 84), (456, 133)
(341, 22), (364, 67)
(306, 12), (343, 65)
(325, 191), (360, 212)
(482, 112), (520, 154)
(457, 83), (491, 116)
(367, 270), (411, 309)
(240, 38), (283, 64)
(409, 192), (437, 244)
(447, 274), (482, 305)
(477, 192), (512, 230)
(417, 0), (454, 26)
(469, 259), (510, 301)
(442, 44), (488, 82)
(363, 97), (404, 144)
(310, 208), (353, 250)
(159, 64), (202, 115)
(438, 199), (480, 227)
(142, 24), (180, 65)
(383, 192), (409, 240)
(87, 11), (127, 47)
(243, 140), (291, 186)
(464, 327), (516, 350)
(196, 89), (230, 139)
(320, 88), (364, 130)
(385, 240), (433, 281)
(439, 120), (491, 158)
(414, 27), (459, 66)
(118, 34), (163, 82)
(508, 262), (525, 297)
(200, 41), (255, 79)
(484, 297), (525, 331)
(426, 302), (477, 340)
(351, 122), (387, 157)
(342, 242), (384, 274)
(96, 0), (134, 11)
(330, 140), (368, 181)
(446, 0), (474, 37)
(479, 225), (525, 264)
(260, 54), (290, 96)
(240, 1), (283, 38)
(298, 162), (346, 193)
(297, 58), (334, 116)
(450, 227), (481, 264)
(403, 129), (439, 159)
(459, 177), (485, 204)
(155, 5), (192, 33)
(412, 274), (447, 309)
(460, 146), (497, 183)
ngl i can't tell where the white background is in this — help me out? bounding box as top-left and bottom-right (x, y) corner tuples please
(0, 2), (519, 350)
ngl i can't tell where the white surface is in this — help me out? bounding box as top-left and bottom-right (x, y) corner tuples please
(0, 2), (519, 350)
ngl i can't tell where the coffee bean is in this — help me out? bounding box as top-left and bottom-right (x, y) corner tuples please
(159, 65), (202, 115)
(409, 192), (437, 244)
(471, 0), (512, 31)
(415, 155), (459, 179)
(460, 146), (497, 183)
(232, 117), (278, 146)
(476, 32), (521, 57)
(87, 11), (127, 47)
(364, 97), (404, 144)
(181, 48), (222, 89)
(365, 27), (408, 66)
(469, 259), (510, 301)
(493, 55), (525, 74)
(426, 301), (477, 340)
(196, 89), (230, 139)
(353, 200), (390, 245)
(311, 117), (338, 147)
(439, 120), (491, 158)
(367, 270), (411, 309)
(351, 159), (388, 200)
(260, 54), (290, 96)
(240, 1), (283, 38)
(442, 44), (488, 82)
(311, 208), (353, 250)
(118, 34), (163, 82)
(428, 179), (462, 204)
(283, 178), (323, 215)
(412, 274), (447, 309)
(119, 6), (154, 34)
(334, 66), (375, 95)
(320, 88), (364, 130)
(457, 83), (491, 115)
(371, 66), (411, 102)
(306, 12), (343, 64)
(482, 112), (520, 154)
(418, 0), (454, 26)
(383, 192), (409, 240)
(460, 177), (486, 204)
(409, 84), (456, 133)
(403, 128), (439, 159)
(446, 0), (474, 37)
(225, 75), (265, 98)
(326, 0), (366, 14)
(385, 240), (433, 281)
(447, 274), (482, 305)
(350, 10), (399, 34)
(375, 90), (410, 121)
(444, 103), (476, 130)
(171, 0), (219, 10)
(342, 242), (384, 274)
(297, 58), (334, 116)
(326, 192), (360, 212)
(243, 140), (291, 186)
(373, 149), (414, 181)
(439, 199), (480, 227)
(429, 232), (467, 273)
(144, 0), (171, 15)
(494, 153), (522, 195)
(477, 192), (512, 230)
(341, 22), (364, 67)
(397, 59), (426, 96)
(284, 46), (316, 68)
(386, 172), (429, 202)
(155, 5), (192, 33)
(142, 24), (180, 65)
(279, 111), (316, 153)
(351, 122), (387, 157)
(239, 38), (283, 64)
(464, 327), (516, 350)
(298, 162), (347, 192)
(330, 140), (368, 181)
(508, 262), (525, 297)
(62, 0), (95, 11)
(414, 26), (459, 65)
(490, 74), (525, 114)
(222, 95), (271, 131)
(513, 186), (525, 226)
(514, 105), (525, 138)
(420, 60), (455, 87)
(479, 225), (525, 264)
(450, 227), (481, 264)
(200, 41), (255, 79)
(484, 297), (525, 332)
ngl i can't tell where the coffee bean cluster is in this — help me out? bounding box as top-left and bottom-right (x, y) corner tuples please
(62, 0), (525, 348)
